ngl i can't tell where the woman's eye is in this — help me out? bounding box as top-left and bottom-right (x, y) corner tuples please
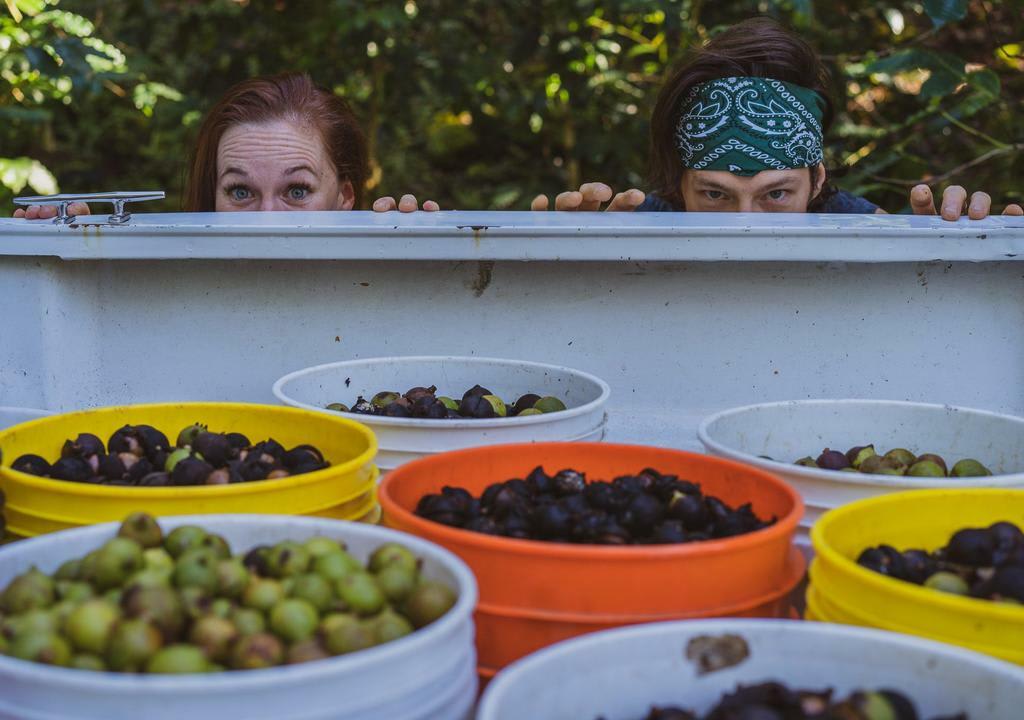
(287, 185), (310, 201)
(704, 190), (725, 201)
(227, 186), (252, 202)
(767, 189), (788, 201)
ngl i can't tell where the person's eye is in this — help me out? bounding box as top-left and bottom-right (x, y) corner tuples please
(704, 190), (725, 201)
(767, 189), (789, 201)
(225, 185), (252, 202)
(286, 184), (312, 201)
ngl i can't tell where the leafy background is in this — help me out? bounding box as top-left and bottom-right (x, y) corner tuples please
(1, 0), (1021, 211)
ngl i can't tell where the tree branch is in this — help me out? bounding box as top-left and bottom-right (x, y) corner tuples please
(868, 144), (1024, 187)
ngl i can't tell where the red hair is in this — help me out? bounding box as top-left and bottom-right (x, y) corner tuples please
(184, 73), (368, 211)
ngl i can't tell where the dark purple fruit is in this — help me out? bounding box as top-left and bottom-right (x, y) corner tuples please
(11, 454), (51, 476)
(531, 503), (571, 539)
(946, 528), (995, 566)
(61, 433), (105, 459)
(382, 402), (412, 418)
(134, 425), (170, 457)
(991, 566), (1024, 602)
(653, 520), (687, 544)
(225, 432), (250, 450)
(553, 469), (585, 496)
(192, 432), (232, 467)
(816, 448), (850, 470)
(137, 471), (172, 487)
(512, 394), (542, 416)
(462, 384), (492, 400)
(126, 457), (154, 484)
(171, 457), (214, 486)
(108, 426), (144, 457)
(459, 394), (495, 418)
(50, 457), (93, 482)
(623, 493), (664, 533)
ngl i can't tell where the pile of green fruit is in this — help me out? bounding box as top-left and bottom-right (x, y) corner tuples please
(792, 445), (992, 478)
(327, 383), (566, 419)
(0, 513), (457, 673)
(9, 423), (329, 487)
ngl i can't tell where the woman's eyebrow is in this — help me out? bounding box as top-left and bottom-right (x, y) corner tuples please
(284, 164), (317, 176)
(219, 166), (248, 179)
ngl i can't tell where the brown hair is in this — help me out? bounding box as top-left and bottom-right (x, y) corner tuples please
(184, 72), (368, 211)
(648, 17), (837, 210)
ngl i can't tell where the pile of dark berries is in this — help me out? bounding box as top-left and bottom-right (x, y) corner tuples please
(8, 423), (329, 487)
(326, 384), (566, 419)
(857, 521), (1024, 605)
(608, 681), (965, 720)
(415, 466), (774, 545)
(791, 445), (991, 478)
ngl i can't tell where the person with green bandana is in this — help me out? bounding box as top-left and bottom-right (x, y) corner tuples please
(532, 17), (1022, 220)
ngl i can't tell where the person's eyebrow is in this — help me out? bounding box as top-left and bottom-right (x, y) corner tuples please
(693, 180), (734, 192)
(219, 166), (248, 179)
(756, 179), (801, 192)
(284, 165), (317, 176)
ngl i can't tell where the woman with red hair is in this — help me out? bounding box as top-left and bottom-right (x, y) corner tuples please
(16, 72), (432, 218)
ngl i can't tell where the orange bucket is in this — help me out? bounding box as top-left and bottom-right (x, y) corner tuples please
(379, 442), (804, 673)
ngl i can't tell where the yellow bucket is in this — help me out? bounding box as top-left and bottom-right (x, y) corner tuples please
(809, 488), (1024, 664)
(0, 402), (378, 537)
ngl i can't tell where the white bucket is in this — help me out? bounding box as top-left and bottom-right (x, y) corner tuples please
(476, 618), (1024, 720)
(273, 356), (611, 471)
(698, 400), (1024, 545)
(0, 406), (50, 431)
(0, 515), (478, 720)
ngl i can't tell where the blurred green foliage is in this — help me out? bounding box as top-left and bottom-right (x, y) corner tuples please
(1, 0), (1020, 211)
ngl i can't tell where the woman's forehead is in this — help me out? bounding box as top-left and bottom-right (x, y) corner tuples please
(217, 120), (328, 176)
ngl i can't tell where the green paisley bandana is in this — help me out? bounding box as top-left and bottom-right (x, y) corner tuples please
(674, 76), (825, 176)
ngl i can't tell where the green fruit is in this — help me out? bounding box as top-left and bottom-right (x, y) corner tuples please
(143, 547), (175, 572)
(3, 609), (58, 641)
(374, 565), (417, 604)
(210, 598), (233, 619)
(516, 408), (542, 416)
(2, 567), (55, 613)
(164, 525), (209, 559)
(951, 458), (992, 477)
(325, 403), (349, 412)
(908, 460), (946, 477)
(924, 571), (970, 595)
(368, 543), (417, 574)
(66, 600), (121, 654)
(189, 615), (238, 663)
(481, 395), (507, 417)
(9, 633), (71, 666)
(916, 453), (948, 474)
(175, 423), (207, 449)
(303, 536), (344, 558)
(69, 653), (107, 671)
(242, 577), (285, 612)
(163, 447), (192, 473)
(876, 457), (908, 476)
(216, 559), (250, 599)
(103, 588), (124, 607)
(290, 573), (334, 612)
(78, 552), (99, 584)
(883, 448), (917, 467)
(266, 542), (311, 577)
(336, 573), (385, 616)
(146, 644), (209, 674)
(286, 638), (330, 664)
(850, 445), (877, 469)
(230, 607), (266, 636)
(107, 618), (163, 671)
(174, 549), (220, 593)
(403, 581), (457, 628)
(54, 558), (83, 581)
(178, 587), (213, 620)
(122, 585), (185, 642)
(313, 551), (362, 582)
(371, 608), (413, 643)
(437, 396), (459, 411)
(56, 580), (95, 603)
(858, 455), (885, 474)
(126, 567), (173, 592)
(200, 534), (231, 560)
(269, 598), (319, 643)
(322, 614), (375, 655)
(229, 632), (284, 670)
(371, 391), (401, 408)
(49, 599), (79, 627)
(793, 456), (818, 468)
(533, 396), (566, 413)
(117, 512), (163, 549)
(856, 691), (898, 720)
